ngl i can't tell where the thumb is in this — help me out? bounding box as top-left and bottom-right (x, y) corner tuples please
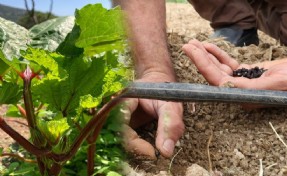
(122, 124), (156, 159)
(155, 101), (184, 158)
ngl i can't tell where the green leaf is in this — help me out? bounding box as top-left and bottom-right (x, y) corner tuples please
(80, 94), (102, 109)
(0, 147), (3, 155)
(32, 78), (66, 112)
(5, 105), (21, 118)
(33, 56), (106, 115)
(37, 117), (70, 144)
(23, 48), (67, 78)
(56, 25), (83, 57)
(107, 171), (122, 176)
(0, 53), (9, 75)
(0, 17), (29, 60)
(75, 4), (126, 55)
(29, 16), (75, 52)
(0, 82), (22, 105)
(0, 50), (22, 72)
(0, 16), (74, 62)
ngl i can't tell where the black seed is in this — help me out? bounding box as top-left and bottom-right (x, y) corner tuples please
(232, 67), (267, 79)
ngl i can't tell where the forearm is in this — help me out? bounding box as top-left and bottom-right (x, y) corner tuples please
(118, 0), (176, 81)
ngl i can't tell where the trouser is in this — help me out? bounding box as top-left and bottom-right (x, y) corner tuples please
(188, 0), (287, 45)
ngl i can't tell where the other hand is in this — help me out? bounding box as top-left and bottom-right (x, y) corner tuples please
(182, 39), (287, 91)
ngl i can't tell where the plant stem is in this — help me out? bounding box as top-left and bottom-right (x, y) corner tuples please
(23, 78), (36, 128)
(17, 104), (27, 118)
(0, 117), (49, 156)
(36, 157), (45, 175)
(87, 139), (96, 176)
(1, 153), (37, 163)
(48, 94), (123, 162)
(49, 163), (62, 176)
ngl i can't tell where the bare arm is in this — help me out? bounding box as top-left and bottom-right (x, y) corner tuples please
(117, 0), (184, 158)
(119, 0), (176, 80)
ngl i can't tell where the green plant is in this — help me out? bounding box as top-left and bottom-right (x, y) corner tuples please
(0, 4), (129, 176)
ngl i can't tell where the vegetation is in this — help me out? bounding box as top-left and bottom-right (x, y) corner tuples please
(0, 4), (26, 23)
(17, 11), (57, 29)
(0, 4), (129, 176)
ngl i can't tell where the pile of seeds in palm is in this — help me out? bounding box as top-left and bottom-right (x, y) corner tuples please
(232, 66), (267, 79)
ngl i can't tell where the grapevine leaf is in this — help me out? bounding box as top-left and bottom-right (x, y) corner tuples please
(0, 82), (22, 105)
(37, 117), (70, 144)
(75, 4), (126, 55)
(29, 16), (75, 52)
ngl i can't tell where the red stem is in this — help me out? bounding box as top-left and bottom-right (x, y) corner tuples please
(17, 104), (27, 118)
(48, 93), (124, 162)
(0, 117), (49, 156)
(49, 163), (62, 176)
(1, 153), (37, 163)
(87, 141), (96, 176)
(23, 78), (36, 128)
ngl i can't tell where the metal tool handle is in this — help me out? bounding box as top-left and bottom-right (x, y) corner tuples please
(122, 82), (287, 106)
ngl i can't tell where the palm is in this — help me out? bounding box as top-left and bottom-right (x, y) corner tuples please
(183, 40), (287, 91)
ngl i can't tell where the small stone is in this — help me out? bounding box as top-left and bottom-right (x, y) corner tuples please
(240, 160), (249, 169)
(234, 149), (245, 159)
(155, 171), (171, 176)
(185, 164), (210, 176)
(205, 115), (212, 121)
(175, 140), (181, 147)
(185, 133), (190, 140)
(194, 121), (205, 131)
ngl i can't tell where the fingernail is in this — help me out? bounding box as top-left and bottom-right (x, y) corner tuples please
(163, 139), (175, 155)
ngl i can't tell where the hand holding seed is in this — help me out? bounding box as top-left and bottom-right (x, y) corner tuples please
(182, 39), (287, 91)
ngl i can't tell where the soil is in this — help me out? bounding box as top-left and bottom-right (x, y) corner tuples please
(128, 3), (287, 176)
(0, 106), (29, 151)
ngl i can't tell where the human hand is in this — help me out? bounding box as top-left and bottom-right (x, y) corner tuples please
(182, 39), (287, 91)
(121, 72), (184, 159)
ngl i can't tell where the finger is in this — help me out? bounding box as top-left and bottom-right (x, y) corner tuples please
(122, 124), (156, 159)
(188, 40), (227, 70)
(208, 53), (233, 75)
(222, 74), (287, 90)
(203, 42), (239, 70)
(251, 58), (287, 69)
(189, 40), (234, 74)
(120, 98), (139, 124)
(182, 43), (226, 85)
(155, 101), (184, 158)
